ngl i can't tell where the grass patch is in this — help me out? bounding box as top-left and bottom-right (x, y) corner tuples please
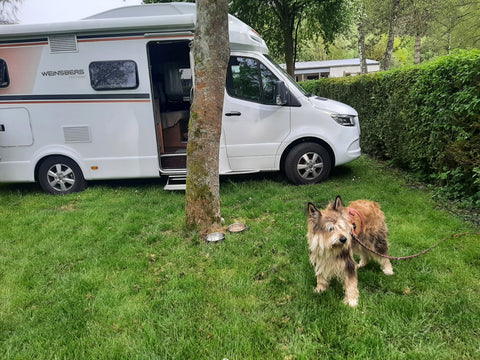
(1, 156), (479, 359)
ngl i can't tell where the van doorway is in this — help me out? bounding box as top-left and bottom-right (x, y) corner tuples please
(148, 41), (192, 171)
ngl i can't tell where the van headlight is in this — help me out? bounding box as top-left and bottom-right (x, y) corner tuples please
(331, 114), (356, 126)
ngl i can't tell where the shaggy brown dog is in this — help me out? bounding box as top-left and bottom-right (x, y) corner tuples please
(307, 196), (393, 307)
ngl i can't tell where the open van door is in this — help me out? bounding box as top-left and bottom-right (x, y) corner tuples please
(148, 40), (192, 173)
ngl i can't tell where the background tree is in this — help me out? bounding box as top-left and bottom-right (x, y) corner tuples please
(354, 0), (392, 70)
(185, 0), (230, 235)
(431, 0), (480, 54)
(230, 0), (353, 76)
(0, 0), (22, 24)
(401, 0), (437, 64)
(353, 0), (480, 68)
(357, 4), (368, 73)
(381, 0), (401, 70)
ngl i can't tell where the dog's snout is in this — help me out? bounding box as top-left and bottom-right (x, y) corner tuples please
(340, 236), (347, 244)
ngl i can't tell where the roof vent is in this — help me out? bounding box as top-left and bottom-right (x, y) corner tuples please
(49, 34), (78, 53)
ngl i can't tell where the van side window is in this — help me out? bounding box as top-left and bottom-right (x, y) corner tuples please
(0, 59), (10, 88)
(226, 56), (279, 105)
(89, 60), (138, 90)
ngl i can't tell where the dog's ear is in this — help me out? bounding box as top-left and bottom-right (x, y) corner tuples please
(308, 203), (321, 222)
(333, 196), (344, 211)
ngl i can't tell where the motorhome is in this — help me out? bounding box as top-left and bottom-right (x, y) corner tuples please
(0, 2), (361, 194)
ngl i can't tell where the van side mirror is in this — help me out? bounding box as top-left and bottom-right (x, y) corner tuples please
(275, 81), (288, 106)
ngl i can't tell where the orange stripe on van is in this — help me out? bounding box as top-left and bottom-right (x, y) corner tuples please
(0, 41), (48, 47)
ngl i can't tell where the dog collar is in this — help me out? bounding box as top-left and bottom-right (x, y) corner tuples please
(348, 207), (365, 235)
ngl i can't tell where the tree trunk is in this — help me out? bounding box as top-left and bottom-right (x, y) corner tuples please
(446, 29), (451, 54)
(185, 0), (230, 236)
(414, 32), (421, 64)
(357, 20), (368, 74)
(381, 0), (400, 71)
(273, 0), (297, 77)
(283, 21), (296, 77)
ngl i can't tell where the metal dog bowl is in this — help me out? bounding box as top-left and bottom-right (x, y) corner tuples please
(227, 223), (248, 233)
(206, 232), (225, 243)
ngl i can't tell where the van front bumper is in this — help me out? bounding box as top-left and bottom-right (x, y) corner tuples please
(335, 138), (361, 166)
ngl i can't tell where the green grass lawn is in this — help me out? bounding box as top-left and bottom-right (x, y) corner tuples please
(1, 156), (479, 359)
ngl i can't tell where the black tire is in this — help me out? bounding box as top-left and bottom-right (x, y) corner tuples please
(284, 142), (332, 185)
(37, 156), (86, 195)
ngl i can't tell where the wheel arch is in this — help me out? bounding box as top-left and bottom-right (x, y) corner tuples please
(34, 152), (86, 182)
(280, 137), (335, 173)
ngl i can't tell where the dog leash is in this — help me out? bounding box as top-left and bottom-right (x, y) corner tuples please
(353, 232), (480, 261)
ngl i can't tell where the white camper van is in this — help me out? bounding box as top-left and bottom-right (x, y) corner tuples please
(0, 3), (361, 194)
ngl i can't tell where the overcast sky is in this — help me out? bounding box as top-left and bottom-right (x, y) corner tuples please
(19, 0), (143, 24)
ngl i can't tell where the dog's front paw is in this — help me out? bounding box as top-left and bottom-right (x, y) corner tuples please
(357, 260), (368, 269)
(382, 262), (394, 275)
(343, 297), (358, 308)
(382, 268), (394, 276)
(314, 284), (327, 293)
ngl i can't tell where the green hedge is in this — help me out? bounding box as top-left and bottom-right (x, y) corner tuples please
(302, 50), (480, 203)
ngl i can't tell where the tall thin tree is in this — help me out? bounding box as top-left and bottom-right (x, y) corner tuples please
(357, 3), (368, 74)
(185, 0), (230, 236)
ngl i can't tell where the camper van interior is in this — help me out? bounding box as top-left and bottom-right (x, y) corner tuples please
(148, 40), (192, 171)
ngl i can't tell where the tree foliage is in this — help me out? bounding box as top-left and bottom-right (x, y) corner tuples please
(144, 0), (479, 69)
(354, 0), (480, 68)
(229, 0), (354, 75)
(0, 0), (22, 24)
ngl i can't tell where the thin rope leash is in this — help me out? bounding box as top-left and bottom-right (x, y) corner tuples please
(353, 232), (480, 261)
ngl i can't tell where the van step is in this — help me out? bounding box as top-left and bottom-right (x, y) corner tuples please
(164, 176), (186, 191)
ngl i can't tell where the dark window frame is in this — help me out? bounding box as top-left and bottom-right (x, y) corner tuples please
(89, 60), (139, 91)
(0, 59), (10, 88)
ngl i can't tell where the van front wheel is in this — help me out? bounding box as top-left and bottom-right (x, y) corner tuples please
(284, 143), (332, 185)
(38, 156), (86, 195)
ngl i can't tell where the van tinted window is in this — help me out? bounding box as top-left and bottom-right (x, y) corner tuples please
(0, 59), (10, 88)
(89, 60), (138, 90)
(226, 56), (279, 105)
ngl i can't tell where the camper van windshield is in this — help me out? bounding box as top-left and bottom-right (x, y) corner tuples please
(264, 55), (310, 97)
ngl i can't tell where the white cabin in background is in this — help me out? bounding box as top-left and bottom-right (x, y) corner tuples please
(283, 59), (381, 81)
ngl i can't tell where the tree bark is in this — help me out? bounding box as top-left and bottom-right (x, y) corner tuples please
(357, 3), (368, 75)
(185, 0), (230, 236)
(283, 25), (296, 77)
(274, 0), (296, 77)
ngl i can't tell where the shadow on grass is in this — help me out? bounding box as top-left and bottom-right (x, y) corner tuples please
(0, 182), (40, 195)
(0, 165), (355, 195)
(219, 165), (354, 187)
